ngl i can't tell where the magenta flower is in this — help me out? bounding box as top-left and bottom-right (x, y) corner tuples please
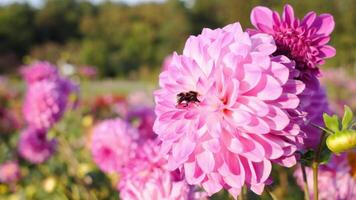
(20, 61), (59, 84)
(154, 23), (305, 197)
(250, 4), (335, 77)
(18, 128), (57, 164)
(294, 152), (356, 200)
(91, 118), (138, 173)
(118, 141), (205, 200)
(22, 79), (74, 130)
(126, 106), (156, 141)
(0, 161), (21, 184)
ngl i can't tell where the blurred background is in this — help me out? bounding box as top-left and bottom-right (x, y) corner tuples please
(0, 0), (355, 199)
(0, 0), (355, 78)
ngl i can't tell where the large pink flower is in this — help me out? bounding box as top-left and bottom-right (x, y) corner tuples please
(22, 79), (74, 130)
(0, 161), (21, 183)
(118, 140), (205, 200)
(250, 4), (335, 77)
(18, 128), (57, 164)
(154, 23), (305, 197)
(294, 152), (356, 200)
(91, 118), (138, 173)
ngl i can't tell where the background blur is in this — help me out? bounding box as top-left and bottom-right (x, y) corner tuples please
(0, 0), (355, 78)
(0, 0), (355, 200)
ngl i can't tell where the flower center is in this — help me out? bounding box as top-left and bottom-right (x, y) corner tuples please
(176, 91), (200, 107)
(273, 25), (317, 71)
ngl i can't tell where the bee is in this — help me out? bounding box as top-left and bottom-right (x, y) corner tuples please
(176, 91), (200, 106)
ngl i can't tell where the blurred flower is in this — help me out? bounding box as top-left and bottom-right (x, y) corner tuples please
(0, 161), (21, 184)
(250, 4), (335, 77)
(0, 108), (21, 134)
(22, 78), (75, 130)
(91, 118), (138, 173)
(43, 177), (56, 193)
(127, 91), (154, 107)
(91, 94), (128, 119)
(321, 68), (356, 115)
(78, 66), (97, 79)
(126, 106), (156, 141)
(154, 23), (305, 197)
(20, 61), (59, 84)
(18, 128), (57, 164)
(294, 152), (356, 200)
(118, 141), (205, 200)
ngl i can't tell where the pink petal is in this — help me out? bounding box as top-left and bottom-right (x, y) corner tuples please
(197, 151), (215, 173)
(250, 6), (274, 33)
(319, 45), (336, 58)
(312, 14), (335, 35)
(282, 4), (295, 25)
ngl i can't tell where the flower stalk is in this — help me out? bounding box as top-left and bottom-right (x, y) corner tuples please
(301, 164), (310, 200)
(312, 132), (327, 200)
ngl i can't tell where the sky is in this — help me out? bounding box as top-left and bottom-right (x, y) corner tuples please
(0, 0), (166, 7)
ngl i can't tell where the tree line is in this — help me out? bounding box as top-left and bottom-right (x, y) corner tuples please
(0, 0), (355, 77)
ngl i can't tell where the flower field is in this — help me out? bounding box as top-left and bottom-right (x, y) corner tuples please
(1, 1), (356, 200)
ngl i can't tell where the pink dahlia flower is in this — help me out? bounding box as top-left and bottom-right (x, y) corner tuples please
(294, 152), (356, 200)
(118, 141), (205, 200)
(154, 22), (305, 197)
(18, 128), (57, 164)
(22, 78), (74, 130)
(20, 61), (59, 84)
(91, 118), (138, 173)
(250, 4), (335, 77)
(0, 161), (21, 184)
(126, 106), (156, 141)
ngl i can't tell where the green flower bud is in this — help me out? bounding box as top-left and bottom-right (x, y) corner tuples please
(326, 130), (356, 154)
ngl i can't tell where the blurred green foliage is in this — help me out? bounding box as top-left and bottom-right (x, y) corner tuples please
(0, 0), (355, 77)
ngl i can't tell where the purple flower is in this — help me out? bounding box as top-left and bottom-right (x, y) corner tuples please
(0, 161), (21, 184)
(126, 106), (156, 141)
(298, 86), (331, 149)
(18, 128), (57, 164)
(250, 4), (336, 77)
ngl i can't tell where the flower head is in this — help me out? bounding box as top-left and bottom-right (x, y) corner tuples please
(20, 61), (59, 84)
(154, 22), (305, 197)
(91, 118), (138, 173)
(250, 4), (335, 77)
(118, 140), (205, 200)
(294, 152), (356, 200)
(0, 161), (21, 184)
(22, 78), (74, 130)
(18, 128), (57, 164)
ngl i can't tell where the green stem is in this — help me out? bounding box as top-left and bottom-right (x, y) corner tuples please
(312, 132), (327, 200)
(238, 185), (247, 200)
(301, 164), (310, 200)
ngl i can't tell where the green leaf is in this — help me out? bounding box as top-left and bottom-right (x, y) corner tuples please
(323, 113), (340, 133)
(342, 105), (353, 130)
